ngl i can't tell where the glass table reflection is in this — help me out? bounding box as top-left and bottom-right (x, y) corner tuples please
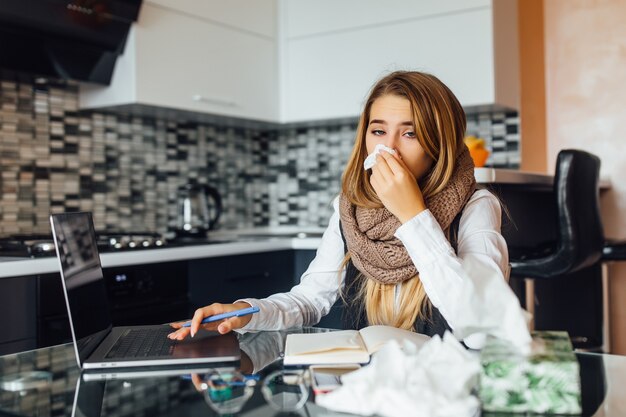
(0, 328), (624, 417)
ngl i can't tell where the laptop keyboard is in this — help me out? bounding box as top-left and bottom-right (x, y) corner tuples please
(105, 327), (176, 359)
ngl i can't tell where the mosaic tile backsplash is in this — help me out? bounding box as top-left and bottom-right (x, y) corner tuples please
(0, 73), (520, 235)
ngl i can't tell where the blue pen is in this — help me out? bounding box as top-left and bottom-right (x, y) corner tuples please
(181, 306), (260, 328)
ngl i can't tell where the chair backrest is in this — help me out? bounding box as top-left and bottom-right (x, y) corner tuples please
(554, 149), (604, 273)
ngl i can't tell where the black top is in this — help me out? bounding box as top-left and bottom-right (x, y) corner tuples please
(338, 208), (464, 338)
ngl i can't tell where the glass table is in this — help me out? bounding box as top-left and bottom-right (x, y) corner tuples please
(0, 328), (624, 417)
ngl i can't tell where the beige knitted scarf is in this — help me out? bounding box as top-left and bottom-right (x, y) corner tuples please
(339, 145), (476, 284)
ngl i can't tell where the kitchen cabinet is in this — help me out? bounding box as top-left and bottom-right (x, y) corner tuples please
(145, 0), (276, 38)
(188, 250), (296, 309)
(0, 276), (36, 355)
(189, 249), (344, 328)
(80, 1), (278, 122)
(294, 249), (316, 285)
(36, 273), (72, 349)
(1, 247), (320, 355)
(80, 0), (517, 124)
(281, 0), (519, 122)
(295, 249), (345, 329)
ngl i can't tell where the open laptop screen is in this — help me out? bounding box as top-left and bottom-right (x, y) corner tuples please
(50, 212), (112, 364)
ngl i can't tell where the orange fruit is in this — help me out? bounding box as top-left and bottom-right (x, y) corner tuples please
(469, 147), (490, 167)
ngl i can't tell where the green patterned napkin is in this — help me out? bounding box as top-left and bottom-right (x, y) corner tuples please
(479, 331), (582, 415)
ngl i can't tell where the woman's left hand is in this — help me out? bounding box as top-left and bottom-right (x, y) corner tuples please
(369, 151), (427, 223)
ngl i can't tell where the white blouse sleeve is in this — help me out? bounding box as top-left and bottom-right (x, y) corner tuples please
(235, 197), (345, 331)
(394, 189), (528, 349)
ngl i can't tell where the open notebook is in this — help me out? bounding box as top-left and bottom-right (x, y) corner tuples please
(284, 325), (431, 366)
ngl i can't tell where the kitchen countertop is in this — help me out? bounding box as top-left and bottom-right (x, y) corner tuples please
(475, 167), (611, 188)
(0, 237), (323, 280)
(475, 168), (556, 185)
(0, 168), (611, 281)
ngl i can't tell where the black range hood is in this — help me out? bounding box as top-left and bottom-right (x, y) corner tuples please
(0, 0), (142, 85)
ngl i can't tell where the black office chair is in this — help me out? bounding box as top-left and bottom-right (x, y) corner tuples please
(509, 149), (604, 349)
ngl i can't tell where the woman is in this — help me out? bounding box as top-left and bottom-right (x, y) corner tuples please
(168, 71), (514, 348)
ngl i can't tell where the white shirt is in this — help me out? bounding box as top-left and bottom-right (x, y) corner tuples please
(237, 188), (510, 349)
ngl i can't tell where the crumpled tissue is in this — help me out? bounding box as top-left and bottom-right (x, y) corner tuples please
(315, 332), (481, 417)
(442, 256), (532, 353)
(363, 144), (396, 170)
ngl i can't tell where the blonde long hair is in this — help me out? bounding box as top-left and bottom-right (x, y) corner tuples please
(340, 71), (466, 330)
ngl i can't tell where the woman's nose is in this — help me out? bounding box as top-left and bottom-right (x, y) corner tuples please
(384, 133), (400, 149)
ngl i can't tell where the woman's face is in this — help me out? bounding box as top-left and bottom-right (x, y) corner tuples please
(365, 94), (433, 179)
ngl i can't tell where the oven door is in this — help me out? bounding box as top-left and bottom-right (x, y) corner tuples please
(103, 261), (190, 326)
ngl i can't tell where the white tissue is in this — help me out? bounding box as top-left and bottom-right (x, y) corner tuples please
(443, 256), (532, 353)
(363, 144), (397, 170)
(315, 332), (481, 417)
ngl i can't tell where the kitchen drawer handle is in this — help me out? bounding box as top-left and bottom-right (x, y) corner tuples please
(192, 94), (239, 108)
(226, 272), (270, 282)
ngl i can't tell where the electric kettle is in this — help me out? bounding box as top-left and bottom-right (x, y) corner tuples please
(176, 183), (223, 237)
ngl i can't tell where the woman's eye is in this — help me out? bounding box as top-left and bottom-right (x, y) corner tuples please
(404, 131), (416, 138)
(371, 129), (385, 136)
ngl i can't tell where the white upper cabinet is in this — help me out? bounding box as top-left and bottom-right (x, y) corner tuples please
(280, 0), (519, 122)
(80, 1), (278, 122)
(284, 0), (490, 38)
(146, 0), (276, 38)
(80, 0), (518, 124)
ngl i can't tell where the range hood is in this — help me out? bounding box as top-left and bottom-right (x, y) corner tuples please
(0, 0), (142, 85)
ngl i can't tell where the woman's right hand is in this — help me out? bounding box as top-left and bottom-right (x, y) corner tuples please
(168, 302), (253, 340)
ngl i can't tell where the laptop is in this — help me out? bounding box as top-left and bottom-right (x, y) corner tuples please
(50, 212), (241, 369)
